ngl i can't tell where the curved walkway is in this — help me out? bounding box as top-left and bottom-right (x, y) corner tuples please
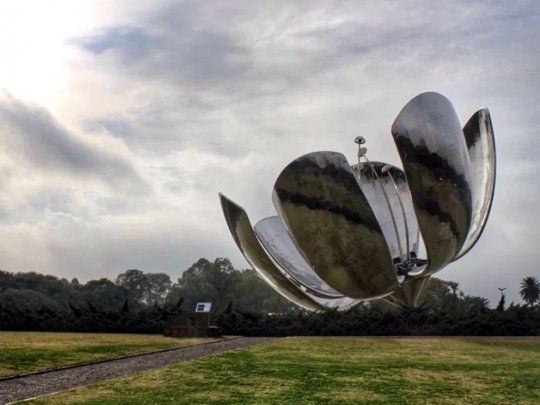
(0, 336), (275, 404)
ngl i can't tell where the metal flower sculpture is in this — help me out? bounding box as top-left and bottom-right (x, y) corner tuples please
(219, 92), (496, 310)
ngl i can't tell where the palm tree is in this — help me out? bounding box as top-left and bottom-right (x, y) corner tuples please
(520, 276), (540, 306)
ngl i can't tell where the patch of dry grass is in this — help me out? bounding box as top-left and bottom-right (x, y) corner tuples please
(0, 332), (214, 377)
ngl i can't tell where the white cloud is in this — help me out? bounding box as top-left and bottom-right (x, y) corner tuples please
(0, 0), (538, 305)
(0, 92), (148, 194)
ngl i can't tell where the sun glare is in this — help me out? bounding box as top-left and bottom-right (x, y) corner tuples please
(0, 1), (93, 107)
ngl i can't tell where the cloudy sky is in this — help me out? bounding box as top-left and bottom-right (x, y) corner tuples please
(0, 0), (538, 305)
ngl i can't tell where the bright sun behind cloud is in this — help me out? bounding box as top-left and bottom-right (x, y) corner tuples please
(0, 1), (94, 107)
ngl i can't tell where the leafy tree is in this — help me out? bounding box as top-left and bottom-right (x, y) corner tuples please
(231, 269), (293, 313)
(0, 259), (539, 336)
(497, 293), (505, 312)
(166, 258), (292, 313)
(116, 269), (147, 302)
(144, 273), (172, 305)
(116, 269), (171, 305)
(79, 278), (131, 311)
(167, 258), (240, 312)
(461, 295), (489, 312)
(520, 276), (540, 306)
(0, 270), (74, 303)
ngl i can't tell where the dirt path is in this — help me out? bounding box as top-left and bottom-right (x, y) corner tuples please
(0, 336), (275, 404)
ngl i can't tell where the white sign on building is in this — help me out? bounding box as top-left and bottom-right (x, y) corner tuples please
(195, 302), (212, 313)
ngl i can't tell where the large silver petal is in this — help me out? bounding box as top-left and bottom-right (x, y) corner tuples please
(318, 296), (362, 311)
(453, 108), (496, 260)
(272, 151), (398, 299)
(254, 216), (343, 299)
(391, 92), (472, 276)
(219, 193), (323, 311)
(352, 162), (420, 263)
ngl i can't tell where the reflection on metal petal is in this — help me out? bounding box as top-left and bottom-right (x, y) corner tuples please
(219, 193), (323, 311)
(352, 162), (420, 264)
(272, 151), (398, 299)
(385, 277), (429, 307)
(319, 296), (362, 311)
(254, 216), (343, 299)
(391, 92), (472, 276)
(454, 108), (496, 260)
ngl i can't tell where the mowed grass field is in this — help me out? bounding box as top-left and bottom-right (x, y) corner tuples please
(30, 337), (539, 404)
(0, 332), (214, 377)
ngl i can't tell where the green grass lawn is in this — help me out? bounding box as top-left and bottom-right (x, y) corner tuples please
(0, 332), (215, 377)
(29, 337), (539, 404)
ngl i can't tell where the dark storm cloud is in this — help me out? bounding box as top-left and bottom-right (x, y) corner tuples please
(0, 94), (148, 193)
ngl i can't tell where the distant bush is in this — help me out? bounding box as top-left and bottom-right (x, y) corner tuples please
(0, 259), (538, 336)
(215, 304), (540, 337)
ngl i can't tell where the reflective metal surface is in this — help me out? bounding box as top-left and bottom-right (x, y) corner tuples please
(353, 161), (420, 264)
(254, 216), (343, 298)
(272, 151), (399, 299)
(454, 108), (496, 260)
(385, 277), (429, 307)
(219, 91), (495, 311)
(391, 92), (472, 276)
(320, 296), (362, 311)
(219, 193), (323, 311)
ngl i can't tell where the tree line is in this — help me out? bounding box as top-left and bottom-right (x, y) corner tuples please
(0, 257), (538, 335)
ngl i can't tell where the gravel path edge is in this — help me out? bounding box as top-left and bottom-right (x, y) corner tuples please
(0, 336), (238, 383)
(0, 336), (276, 404)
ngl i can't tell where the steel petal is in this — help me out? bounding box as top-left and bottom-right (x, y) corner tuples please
(353, 162), (420, 263)
(453, 108), (496, 260)
(391, 92), (472, 275)
(272, 151), (398, 299)
(318, 296), (362, 311)
(254, 216), (344, 299)
(219, 193), (323, 311)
